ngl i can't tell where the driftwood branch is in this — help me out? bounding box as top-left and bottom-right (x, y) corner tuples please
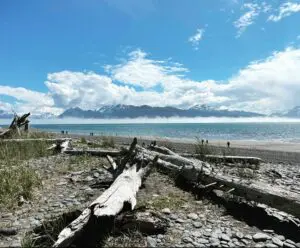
(0, 112), (31, 138)
(53, 142), (158, 248)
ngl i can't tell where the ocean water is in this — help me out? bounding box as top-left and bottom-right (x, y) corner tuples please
(29, 123), (300, 143)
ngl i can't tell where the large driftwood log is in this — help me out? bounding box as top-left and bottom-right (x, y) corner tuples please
(142, 145), (300, 219)
(53, 149), (158, 247)
(64, 149), (121, 157)
(205, 154), (262, 166)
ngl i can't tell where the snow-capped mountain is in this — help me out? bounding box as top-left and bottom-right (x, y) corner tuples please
(59, 104), (264, 118)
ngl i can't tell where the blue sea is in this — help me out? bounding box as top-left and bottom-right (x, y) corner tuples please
(25, 122), (300, 143)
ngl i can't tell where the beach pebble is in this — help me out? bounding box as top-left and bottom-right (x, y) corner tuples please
(187, 213), (198, 220)
(161, 208), (171, 214)
(147, 236), (157, 247)
(253, 233), (271, 242)
(272, 237), (284, 247)
(193, 221), (201, 228)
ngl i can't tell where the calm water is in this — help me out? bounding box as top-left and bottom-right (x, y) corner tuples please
(29, 123), (300, 143)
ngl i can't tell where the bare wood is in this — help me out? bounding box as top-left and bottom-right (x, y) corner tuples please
(106, 155), (117, 170)
(148, 145), (177, 155)
(205, 155), (262, 166)
(64, 149), (121, 157)
(53, 156), (157, 248)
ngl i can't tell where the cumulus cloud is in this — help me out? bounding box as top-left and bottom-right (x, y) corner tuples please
(0, 86), (62, 115)
(1, 46), (300, 116)
(268, 2), (300, 22)
(188, 28), (205, 50)
(234, 2), (271, 37)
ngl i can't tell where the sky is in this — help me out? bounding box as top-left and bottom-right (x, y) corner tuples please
(1, 0), (300, 116)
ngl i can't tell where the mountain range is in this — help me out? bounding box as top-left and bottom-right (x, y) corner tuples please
(1, 105), (300, 119)
(58, 104), (265, 118)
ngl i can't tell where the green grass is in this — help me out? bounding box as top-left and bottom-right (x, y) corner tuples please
(138, 192), (187, 210)
(0, 139), (51, 209)
(101, 136), (115, 148)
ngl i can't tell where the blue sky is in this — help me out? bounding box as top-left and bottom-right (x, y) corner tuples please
(0, 0), (300, 115)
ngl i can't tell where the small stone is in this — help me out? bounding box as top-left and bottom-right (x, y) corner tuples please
(253, 233), (271, 242)
(197, 238), (209, 244)
(193, 221), (201, 228)
(266, 243), (279, 248)
(161, 208), (171, 214)
(170, 214), (178, 220)
(187, 213), (198, 220)
(176, 218), (185, 223)
(264, 229), (275, 234)
(276, 236), (286, 241)
(255, 243), (265, 248)
(272, 237), (283, 247)
(147, 236), (157, 247)
(157, 234), (164, 239)
(233, 231), (244, 239)
(84, 176), (93, 182)
(211, 240), (220, 247)
(182, 236), (193, 243)
(191, 230), (202, 238)
(245, 235), (252, 240)
(221, 234), (231, 242)
(241, 239), (250, 245)
(286, 240), (296, 245)
(283, 242), (296, 248)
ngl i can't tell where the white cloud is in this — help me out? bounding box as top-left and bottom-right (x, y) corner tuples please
(234, 3), (260, 37)
(1, 46), (300, 116)
(234, 2), (271, 37)
(188, 28), (205, 50)
(104, 49), (189, 88)
(268, 2), (300, 22)
(0, 86), (61, 115)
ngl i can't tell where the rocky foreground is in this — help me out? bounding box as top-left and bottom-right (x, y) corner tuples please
(0, 136), (300, 248)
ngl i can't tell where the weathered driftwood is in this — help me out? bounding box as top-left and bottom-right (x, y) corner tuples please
(197, 173), (300, 218)
(64, 149), (121, 157)
(211, 189), (300, 241)
(0, 112), (30, 138)
(205, 154), (262, 166)
(53, 146), (158, 247)
(106, 155), (117, 170)
(144, 145), (300, 219)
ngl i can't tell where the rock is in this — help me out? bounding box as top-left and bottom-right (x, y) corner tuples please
(295, 243), (300, 248)
(187, 213), (198, 220)
(182, 236), (193, 243)
(253, 233), (271, 242)
(93, 172), (100, 178)
(245, 234), (252, 240)
(221, 234), (231, 242)
(276, 235), (286, 241)
(266, 243), (279, 248)
(170, 214), (178, 220)
(161, 208), (171, 214)
(264, 229), (275, 234)
(286, 240), (296, 245)
(193, 221), (201, 228)
(197, 238), (209, 244)
(241, 239), (250, 245)
(272, 237), (284, 247)
(84, 176), (94, 182)
(176, 218), (185, 223)
(234, 231), (244, 239)
(157, 234), (164, 239)
(283, 242), (296, 248)
(191, 231), (202, 238)
(147, 236), (157, 247)
(211, 240), (220, 247)
(255, 243), (265, 248)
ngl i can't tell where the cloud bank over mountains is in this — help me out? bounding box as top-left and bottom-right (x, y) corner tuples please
(1, 45), (300, 116)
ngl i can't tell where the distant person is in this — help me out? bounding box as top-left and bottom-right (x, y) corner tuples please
(201, 139), (204, 145)
(206, 140), (208, 145)
(142, 142), (145, 147)
(227, 141), (230, 148)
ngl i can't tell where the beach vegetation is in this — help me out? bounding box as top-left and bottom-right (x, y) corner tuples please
(101, 136), (115, 148)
